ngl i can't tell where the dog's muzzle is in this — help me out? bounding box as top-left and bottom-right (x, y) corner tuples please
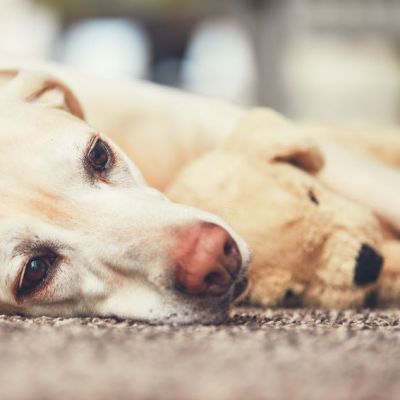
(172, 223), (246, 298)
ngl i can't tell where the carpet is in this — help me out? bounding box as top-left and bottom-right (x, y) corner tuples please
(0, 308), (399, 400)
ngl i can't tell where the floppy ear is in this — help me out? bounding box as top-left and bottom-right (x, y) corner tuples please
(224, 108), (324, 174)
(0, 69), (85, 120)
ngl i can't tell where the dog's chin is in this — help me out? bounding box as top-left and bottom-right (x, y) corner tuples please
(143, 298), (232, 325)
(16, 279), (248, 325)
(152, 278), (250, 325)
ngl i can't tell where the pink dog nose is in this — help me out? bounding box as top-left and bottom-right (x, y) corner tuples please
(173, 223), (242, 296)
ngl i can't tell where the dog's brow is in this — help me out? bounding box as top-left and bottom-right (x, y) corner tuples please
(12, 239), (68, 257)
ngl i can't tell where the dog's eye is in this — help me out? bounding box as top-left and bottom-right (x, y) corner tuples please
(308, 189), (319, 205)
(18, 256), (55, 296)
(87, 139), (111, 172)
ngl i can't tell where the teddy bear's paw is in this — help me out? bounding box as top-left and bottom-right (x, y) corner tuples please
(304, 285), (374, 309)
(248, 271), (305, 308)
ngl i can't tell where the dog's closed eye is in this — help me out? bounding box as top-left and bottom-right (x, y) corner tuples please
(17, 254), (57, 298)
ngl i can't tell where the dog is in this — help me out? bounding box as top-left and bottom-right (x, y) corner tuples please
(0, 68), (250, 324)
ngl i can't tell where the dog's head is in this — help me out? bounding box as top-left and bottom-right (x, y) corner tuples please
(0, 69), (250, 323)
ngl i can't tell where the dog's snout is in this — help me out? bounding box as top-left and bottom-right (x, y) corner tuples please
(173, 223), (242, 296)
(354, 243), (383, 286)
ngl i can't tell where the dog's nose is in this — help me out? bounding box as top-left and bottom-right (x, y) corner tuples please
(354, 243), (383, 286)
(173, 223), (242, 296)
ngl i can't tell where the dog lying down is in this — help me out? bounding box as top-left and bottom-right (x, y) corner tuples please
(1, 63), (400, 323)
(0, 69), (251, 324)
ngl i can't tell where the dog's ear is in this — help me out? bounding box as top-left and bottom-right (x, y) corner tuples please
(0, 69), (85, 120)
(224, 108), (324, 174)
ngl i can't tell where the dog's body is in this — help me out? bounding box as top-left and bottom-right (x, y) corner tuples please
(0, 55), (400, 322)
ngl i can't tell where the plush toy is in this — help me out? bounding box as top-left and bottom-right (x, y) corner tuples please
(166, 109), (400, 308)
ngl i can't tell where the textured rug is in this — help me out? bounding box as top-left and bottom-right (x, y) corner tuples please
(0, 308), (399, 400)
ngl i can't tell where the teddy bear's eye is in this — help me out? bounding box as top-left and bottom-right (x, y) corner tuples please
(308, 189), (319, 205)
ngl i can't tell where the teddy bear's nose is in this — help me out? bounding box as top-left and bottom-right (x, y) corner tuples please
(173, 223), (242, 297)
(354, 244), (383, 286)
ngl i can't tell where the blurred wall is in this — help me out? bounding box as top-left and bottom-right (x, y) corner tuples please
(0, 0), (399, 124)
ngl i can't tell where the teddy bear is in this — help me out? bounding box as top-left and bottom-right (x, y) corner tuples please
(166, 109), (400, 308)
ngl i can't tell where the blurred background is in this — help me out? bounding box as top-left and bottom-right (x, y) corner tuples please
(0, 0), (400, 125)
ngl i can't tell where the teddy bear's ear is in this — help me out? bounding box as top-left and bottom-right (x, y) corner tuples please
(0, 69), (85, 120)
(224, 108), (324, 174)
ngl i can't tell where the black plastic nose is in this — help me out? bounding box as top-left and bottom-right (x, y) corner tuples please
(354, 244), (383, 286)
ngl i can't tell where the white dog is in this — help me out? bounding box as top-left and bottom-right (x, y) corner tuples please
(0, 68), (250, 323)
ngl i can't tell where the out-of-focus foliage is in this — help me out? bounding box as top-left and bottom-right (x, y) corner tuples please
(34, 0), (213, 17)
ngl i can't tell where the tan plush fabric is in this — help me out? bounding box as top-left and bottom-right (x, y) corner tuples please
(167, 110), (395, 308)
